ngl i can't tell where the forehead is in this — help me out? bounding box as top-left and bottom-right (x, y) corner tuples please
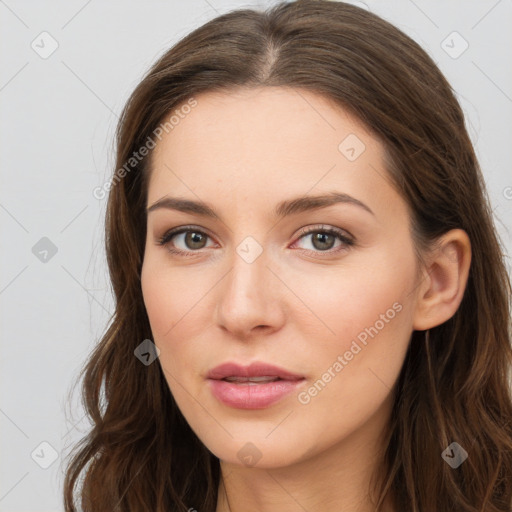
(147, 87), (398, 219)
(151, 86), (371, 164)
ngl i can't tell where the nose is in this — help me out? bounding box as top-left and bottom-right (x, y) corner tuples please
(214, 242), (286, 340)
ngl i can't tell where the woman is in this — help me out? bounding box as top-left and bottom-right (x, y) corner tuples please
(63, 1), (512, 511)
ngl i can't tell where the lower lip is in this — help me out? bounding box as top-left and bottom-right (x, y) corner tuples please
(208, 378), (304, 409)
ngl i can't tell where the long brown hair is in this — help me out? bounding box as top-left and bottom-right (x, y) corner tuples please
(63, 1), (512, 510)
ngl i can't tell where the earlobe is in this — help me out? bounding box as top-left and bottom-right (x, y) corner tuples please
(412, 229), (472, 331)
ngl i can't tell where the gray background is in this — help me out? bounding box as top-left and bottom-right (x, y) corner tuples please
(1, 0), (511, 510)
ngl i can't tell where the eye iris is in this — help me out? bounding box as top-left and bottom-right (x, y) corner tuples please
(186, 231), (207, 249)
(312, 232), (335, 251)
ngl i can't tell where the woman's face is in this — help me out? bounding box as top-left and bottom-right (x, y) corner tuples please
(141, 87), (421, 468)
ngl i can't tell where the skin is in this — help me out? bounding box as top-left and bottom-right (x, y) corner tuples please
(140, 86), (471, 512)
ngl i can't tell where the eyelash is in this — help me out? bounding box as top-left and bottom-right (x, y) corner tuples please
(157, 224), (355, 258)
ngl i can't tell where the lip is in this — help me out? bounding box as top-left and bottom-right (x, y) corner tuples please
(207, 361), (305, 409)
(207, 362), (304, 381)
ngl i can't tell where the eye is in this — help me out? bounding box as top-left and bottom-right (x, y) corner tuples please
(157, 224), (355, 257)
(157, 225), (215, 256)
(292, 224), (354, 255)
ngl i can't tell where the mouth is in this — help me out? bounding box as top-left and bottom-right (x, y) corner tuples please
(222, 376), (284, 384)
(207, 362), (305, 409)
(207, 361), (304, 381)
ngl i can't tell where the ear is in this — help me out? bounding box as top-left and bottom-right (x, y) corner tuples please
(412, 229), (471, 331)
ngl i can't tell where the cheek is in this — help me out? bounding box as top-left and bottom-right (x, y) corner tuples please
(285, 249), (415, 356)
(141, 263), (198, 403)
(141, 259), (207, 338)
(141, 266), (175, 337)
(288, 248), (416, 421)
(140, 259), (214, 391)
(303, 255), (414, 394)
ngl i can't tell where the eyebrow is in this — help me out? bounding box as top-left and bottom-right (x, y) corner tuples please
(146, 192), (374, 219)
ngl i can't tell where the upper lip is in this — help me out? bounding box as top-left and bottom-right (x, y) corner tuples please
(207, 362), (304, 381)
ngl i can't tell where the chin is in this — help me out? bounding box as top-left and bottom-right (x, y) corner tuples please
(195, 426), (328, 470)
